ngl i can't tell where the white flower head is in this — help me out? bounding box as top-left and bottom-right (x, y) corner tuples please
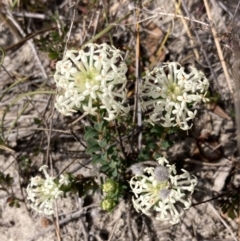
(54, 43), (130, 120)
(26, 166), (69, 216)
(141, 62), (209, 130)
(129, 157), (197, 224)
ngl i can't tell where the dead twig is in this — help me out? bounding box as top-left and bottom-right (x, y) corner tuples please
(2, 8), (48, 79)
(63, 2), (76, 57)
(126, 199), (134, 241)
(133, 2), (142, 151)
(208, 203), (238, 241)
(181, 0), (222, 93)
(175, 0), (199, 60)
(77, 198), (88, 241)
(203, 0), (233, 93)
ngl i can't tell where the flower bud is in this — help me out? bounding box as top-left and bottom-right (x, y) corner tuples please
(101, 198), (116, 211)
(102, 179), (118, 194)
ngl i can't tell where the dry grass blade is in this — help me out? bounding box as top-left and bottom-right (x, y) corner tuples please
(4, 26), (57, 52)
(83, 12), (132, 46)
(1, 89), (55, 139)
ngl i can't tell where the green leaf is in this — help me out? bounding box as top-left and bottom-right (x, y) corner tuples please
(86, 143), (101, 154)
(228, 209), (236, 219)
(161, 140), (171, 149)
(150, 125), (164, 135)
(34, 118), (42, 125)
(146, 142), (158, 150)
(99, 139), (107, 148)
(101, 153), (108, 161)
(100, 164), (111, 173)
(106, 146), (115, 155)
(92, 155), (107, 165)
(167, 126), (178, 134)
(84, 126), (98, 140)
(109, 161), (117, 168)
(94, 121), (105, 132)
(138, 151), (151, 161)
(86, 138), (98, 146)
(51, 31), (60, 41)
(112, 168), (118, 178)
(48, 51), (59, 60)
(9, 202), (14, 207)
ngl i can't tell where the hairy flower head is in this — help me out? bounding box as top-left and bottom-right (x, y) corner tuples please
(54, 43), (129, 120)
(26, 165), (70, 215)
(129, 157), (197, 224)
(141, 62), (209, 130)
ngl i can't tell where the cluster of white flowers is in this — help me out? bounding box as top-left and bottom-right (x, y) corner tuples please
(26, 165), (70, 215)
(54, 43), (130, 121)
(129, 157), (197, 224)
(141, 62), (209, 130)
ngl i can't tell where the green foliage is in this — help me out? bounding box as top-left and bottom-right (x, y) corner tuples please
(19, 156), (32, 172)
(220, 187), (240, 220)
(0, 172), (13, 192)
(84, 121), (123, 179)
(207, 92), (221, 104)
(7, 196), (21, 208)
(83, 120), (129, 208)
(34, 23), (68, 60)
(138, 123), (173, 161)
(83, 116), (176, 213)
(33, 118), (43, 125)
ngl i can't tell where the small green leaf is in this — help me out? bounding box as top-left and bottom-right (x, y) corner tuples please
(94, 121), (105, 132)
(228, 209), (236, 219)
(48, 51), (59, 60)
(16, 202), (21, 208)
(101, 153), (108, 161)
(100, 164), (111, 173)
(99, 139), (107, 148)
(109, 161), (117, 168)
(9, 202), (14, 207)
(92, 155), (107, 165)
(161, 140), (171, 149)
(86, 143), (101, 154)
(86, 138), (98, 146)
(150, 125), (164, 135)
(51, 31), (60, 41)
(138, 151), (151, 161)
(146, 142), (158, 150)
(34, 118), (42, 125)
(112, 168), (118, 178)
(84, 126), (98, 140)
